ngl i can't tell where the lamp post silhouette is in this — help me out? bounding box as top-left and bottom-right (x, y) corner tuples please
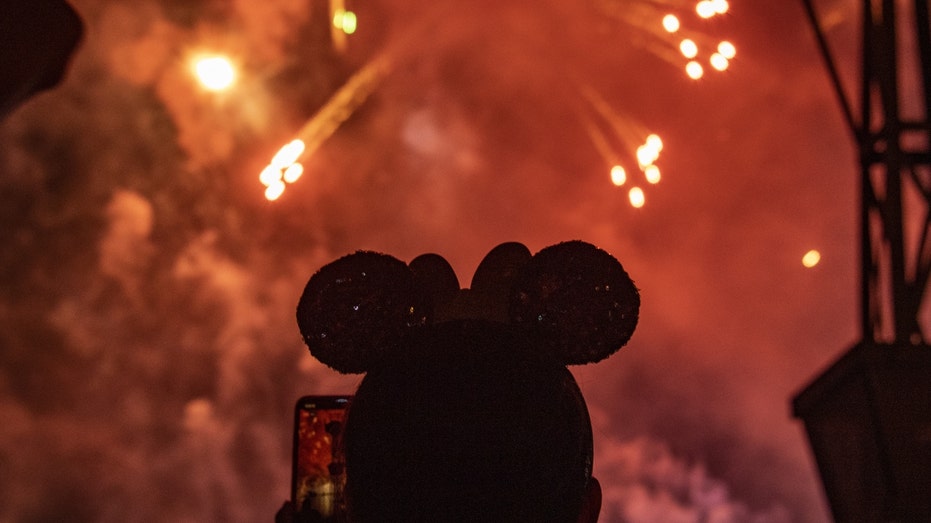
(792, 1), (931, 521)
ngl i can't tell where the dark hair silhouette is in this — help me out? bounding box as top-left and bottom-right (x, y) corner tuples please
(297, 240), (639, 522)
(1, 1), (83, 119)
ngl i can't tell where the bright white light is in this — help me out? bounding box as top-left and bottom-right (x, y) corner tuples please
(260, 166), (283, 187)
(629, 187), (646, 208)
(260, 139), (308, 200)
(696, 0), (717, 18)
(283, 163), (305, 183)
(646, 134), (663, 152)
(662, 14), (680, 33)
(679, 39), (699, 59)
(718, 40), (737, 59)
(644, 165), (661, 184)
(265, 180), (286, 201)
(611, 165), (627, 186)
(712, 0), (730, 14)
(194, 56), (236, 91)
(686, 61), (704, 79)
(636, 145), (652, 167)
(271, 140), (306, 169)
(710, 53), (729, 71)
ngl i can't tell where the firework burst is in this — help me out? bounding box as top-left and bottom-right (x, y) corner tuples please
(582, 0), (736, 206)
(243, 0), (736, 206)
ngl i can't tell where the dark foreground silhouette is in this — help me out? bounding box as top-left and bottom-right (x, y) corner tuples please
(282, 240), (639, 522)
(1, 1), (83, 119)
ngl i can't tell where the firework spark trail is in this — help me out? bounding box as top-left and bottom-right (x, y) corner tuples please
(259, 3), (453, 201)
(260, 49), (394, 200)
(292, 54), (392, 161)
(592, 0), (735, 77)
(575, 83), (665, 208)
(582, 112), (622, 170)
(262, 0), (731, 203)
(573, 0), (735, 206)
(579, 84), (649, 158)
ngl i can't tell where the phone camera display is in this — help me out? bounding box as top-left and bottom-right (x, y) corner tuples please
(293, 399), (350, 522)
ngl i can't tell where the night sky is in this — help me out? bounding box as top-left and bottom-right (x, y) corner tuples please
(1, 0), (862, 521)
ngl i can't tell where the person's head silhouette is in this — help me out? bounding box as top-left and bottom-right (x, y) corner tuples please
(297, 241), (639, 522)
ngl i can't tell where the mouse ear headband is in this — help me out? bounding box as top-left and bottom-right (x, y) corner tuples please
(296, 240), (639, 373)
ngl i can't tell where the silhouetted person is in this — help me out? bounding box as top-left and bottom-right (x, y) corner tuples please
(1, 1), (83, 119)
(292, 240), (640, 522)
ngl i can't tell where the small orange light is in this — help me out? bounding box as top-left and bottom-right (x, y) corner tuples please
(802, 250), (822, 268)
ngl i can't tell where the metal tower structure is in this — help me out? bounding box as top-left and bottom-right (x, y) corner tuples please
(802, 0), (931, 343)
(793, 1), (931, 521)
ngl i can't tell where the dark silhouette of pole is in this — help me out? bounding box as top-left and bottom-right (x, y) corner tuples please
(802, 0), (931, 344)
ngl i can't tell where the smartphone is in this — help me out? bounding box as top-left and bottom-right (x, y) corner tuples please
(291, 395), (352, 522)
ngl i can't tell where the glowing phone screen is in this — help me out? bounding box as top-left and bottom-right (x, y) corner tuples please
(292, 396), (351, 522)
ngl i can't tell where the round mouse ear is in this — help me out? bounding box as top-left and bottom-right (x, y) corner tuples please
(297, 251), (423, 373)
(470, 242), (532, 295)
(510, 241), (639, 365)
(468, 242), (533, 322)
(409, 253), (460, 322)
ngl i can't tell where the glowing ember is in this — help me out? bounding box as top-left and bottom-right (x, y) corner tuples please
(259, 166), (283, 187)
(646, 134), (663, 152)
(334, 9), (358, 35)
(283, 163), (305, 184)
(193, 55), (236, 91)
(611, 165), (627, 186)
(662, 14), (680, 33)
(710, 53), (729, 71)
(607, 133), (664, 207)
(679, 39), (699, 59)
(271, 140), (306, 169)
(712, 0), (730, 15)
(629, 187), (646, 208)
(637, 145), (657, 167)
(261, 140), (306, 200)
(260, 45), (396, 201)
(803, 250), (822, 268)
(644, 165), (661, 184)
(659, 4), (735, 81)
(686, 61), (704, 79)
(265, 180), (286, 201)
(696, 0), (717, 19)
(718, 40), (737, 59)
